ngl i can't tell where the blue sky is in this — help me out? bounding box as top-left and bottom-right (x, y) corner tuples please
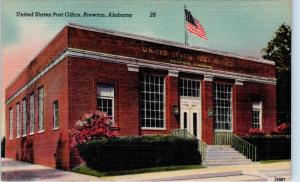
(2, 0), (291, 57)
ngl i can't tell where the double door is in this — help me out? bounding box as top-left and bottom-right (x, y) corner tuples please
(180, 98), (201, 139)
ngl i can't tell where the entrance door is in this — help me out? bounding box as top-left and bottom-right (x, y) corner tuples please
(180, 98), (201, 139)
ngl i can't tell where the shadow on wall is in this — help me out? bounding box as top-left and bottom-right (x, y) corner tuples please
(17, 137), (34, 163)
(55, 133), (65, 169)
(70, 146), (85, 169)
(1, 137), (5, 157)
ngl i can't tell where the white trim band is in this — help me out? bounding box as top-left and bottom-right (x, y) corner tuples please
(5, 48), (276, 104)
(204, 75), (214, 82)
(168, 70), (179, 77)
(235, 79), (244, 86)
(127, 64), (139, 72)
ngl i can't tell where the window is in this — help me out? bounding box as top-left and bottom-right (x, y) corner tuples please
(97, 84), (114, 120)
(38, 87), (44, 131)
(22, 99), (27, 136)
(16, 103), (21, 138)
(252, 101), (262, 129)
(9, 108), (13, 140)
(179, 78), (200, 97)
(140, 74), (165, 129)
(29, 94), (35, 134)
(53, 100), (59, 129)
(214, 83), (232, 130)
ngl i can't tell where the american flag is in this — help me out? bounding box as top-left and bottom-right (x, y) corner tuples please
(185, 8), (208, 40)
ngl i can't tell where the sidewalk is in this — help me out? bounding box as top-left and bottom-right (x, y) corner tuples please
(1, 158), (99, 181)
(101, 161), (291, 181)
(1, 158), (290, 181)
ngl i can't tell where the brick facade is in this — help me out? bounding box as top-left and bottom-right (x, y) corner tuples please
(5, 24), (276, 170)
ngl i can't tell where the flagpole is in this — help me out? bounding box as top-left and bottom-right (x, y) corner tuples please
(184, 4), (188, 45)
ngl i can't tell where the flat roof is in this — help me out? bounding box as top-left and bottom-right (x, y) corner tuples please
(68, 22), (275, 66)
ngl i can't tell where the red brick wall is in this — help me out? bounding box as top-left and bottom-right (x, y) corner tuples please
(235, 82), (276, 136)
(68, 26), (275, 78)
(201, 80), (214, 144)
(5, 59), (70, 170)
(67, 57), (140, 136)
(5, 27), (69, 101)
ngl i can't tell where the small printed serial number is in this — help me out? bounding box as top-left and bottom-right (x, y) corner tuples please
(275, 177), (286, 181)
(150, 12), (156, 17)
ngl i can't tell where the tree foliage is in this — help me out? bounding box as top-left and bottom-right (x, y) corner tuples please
(262, 23), (291, 78)
(262, 23), (291, 124)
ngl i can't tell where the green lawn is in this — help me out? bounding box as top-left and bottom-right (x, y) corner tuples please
(72, 164), (205, 177)
(260, 159), (290, 164)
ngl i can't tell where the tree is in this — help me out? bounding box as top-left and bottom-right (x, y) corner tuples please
(262, 23), (291, 125)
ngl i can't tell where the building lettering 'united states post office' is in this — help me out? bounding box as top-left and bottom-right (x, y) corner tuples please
(5, 23), (276, 169)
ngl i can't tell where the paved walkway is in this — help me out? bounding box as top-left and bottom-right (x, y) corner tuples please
(1, 158), (291, 181)
(1, 158), (99, 181)
(101, 161), (291, 181)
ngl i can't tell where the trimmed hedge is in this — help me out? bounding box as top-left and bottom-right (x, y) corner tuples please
(77, 136), (201, 171)
(243, 136), (291, 161)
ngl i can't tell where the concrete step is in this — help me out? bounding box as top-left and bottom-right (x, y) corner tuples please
(206, 150), (242, 154)
(207, 148), (238, 152)
(207, 152), (240, 156)
(204, 145), (253, 166)
(203, 161), (252, 166)
(207, 154), (245, 157)
(207, 147), (237, 151)
(206, 156), (248, 160)
(205, 158), (251, 163)
(207, 145), (232, 149)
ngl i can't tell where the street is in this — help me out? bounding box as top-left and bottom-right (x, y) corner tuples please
(1, 158), (291, 181)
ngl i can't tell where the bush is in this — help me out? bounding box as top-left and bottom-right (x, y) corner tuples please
(1, 137), (5, 157)
(69, 110), (119, 147)
(77, 136), (201, 171)
(243, 135), (290, 160)
(248, 128), (266, 137)
(247, 122), (290, 136)
(271, 123), (289, 135)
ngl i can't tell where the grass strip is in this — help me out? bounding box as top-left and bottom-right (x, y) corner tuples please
(72, 164), (205, 177)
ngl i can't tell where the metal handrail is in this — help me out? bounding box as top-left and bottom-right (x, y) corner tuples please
(214, 131), (232, 145)
(231, 133), (257, 161)
(171, 129), (207, 162)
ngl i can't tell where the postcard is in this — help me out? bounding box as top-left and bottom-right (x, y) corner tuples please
(1, 0), (291, 181)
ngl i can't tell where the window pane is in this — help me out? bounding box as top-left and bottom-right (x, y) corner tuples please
(97, 84), (114, 121)
(252, 109), (261, 129)
(214, 83), (232, 130)
(9, 108), (13, 139)
(140, 74), (164, 128)
(16, 104), (20, 137)
(97, 84), (114, 97)
(23, 99), (27, 135)
(53, 101), (59, 128)
(38, 87), (44, 131)
(30, 94), (35, 133)
(179, 78), (200, 97)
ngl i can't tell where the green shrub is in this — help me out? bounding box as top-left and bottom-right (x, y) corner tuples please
(243, 135), (290, 160)
(77, 135), (201, 171)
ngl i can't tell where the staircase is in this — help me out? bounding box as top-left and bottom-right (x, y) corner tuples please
(171, 129), (256, 166)
(203, 145), (252, 166)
